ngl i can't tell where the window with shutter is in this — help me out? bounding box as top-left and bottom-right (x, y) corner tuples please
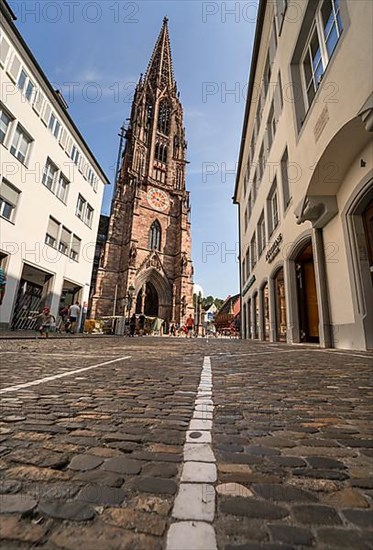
(0, 37), (10, 67)
(8, 55), (21, 82)
(59, 226), (71, 255)
(70, 235), (81, 261)
(59, 128), (68, 149)
(41, 103), (52, 126)
(66, 137), (73, 156)
(33, 90), (44, 115)
(45, 217), (60, 248)
(0, 179), (20, 222)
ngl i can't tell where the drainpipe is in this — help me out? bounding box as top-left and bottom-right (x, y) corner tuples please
(236, 201), (243, 339)
(312, 228), (333, 348)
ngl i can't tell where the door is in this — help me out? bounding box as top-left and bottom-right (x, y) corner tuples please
(363, 200), (373, 285)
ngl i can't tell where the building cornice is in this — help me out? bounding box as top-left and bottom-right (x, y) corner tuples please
(233, 0), (267, 204)
(0, 0), (110, 185)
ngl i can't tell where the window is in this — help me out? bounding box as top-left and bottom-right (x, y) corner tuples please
(17, 70), (27, 92)
(158, 101), (171, 135)
(0, 179), (20, 222)
(10, 125), (32, 164)
(250, 233), (257, 269)
(257, 213), (266, 256)
(59, 226), (71, 255)
(48, 113), (61, 139)
(42, 158), (58, 191)
(268, 181), (279, 235)
(258, 144), (265, 182)
(248, 191), (253, 221)
(321, 0), (343, 57)
(301, 0), (343, 110)
(76, 195), (86, 219)
(263, 54), (271, 97)
(0, 105), (13, 144)
(267, 103), (276, 151)
(70, 235), (81, 262)
(245, 248), (250, 279)
(276, 0), (288, 34)
(17, 69), (35, 103)
(242, 259), (246, 283)
(45, 217), (60, 248)
(71, 145), (80, 165)
(281, 148), (291, 209)
(56, 173), (69, 203)
(149, 220), (162, 251)
(85, 204), (94, 228)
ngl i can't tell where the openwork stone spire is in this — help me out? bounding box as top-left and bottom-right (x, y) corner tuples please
(145, 17), (175, 90)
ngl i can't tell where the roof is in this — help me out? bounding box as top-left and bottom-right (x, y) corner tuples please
(0, 0), (110, 185)
(217, 294), (240, 316)
(233, 0), (267, 203)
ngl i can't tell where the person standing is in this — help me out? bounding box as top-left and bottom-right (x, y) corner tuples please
(79, 301), (88, 333)
(186, 314), (194, 338)
(68, 301), (80, 334)
(129, 313), (137, 337)
(138, 312), (146, 336)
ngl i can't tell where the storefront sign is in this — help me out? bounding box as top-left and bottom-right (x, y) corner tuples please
(242, 275), (256, 295)
(266, 233), (283, 263)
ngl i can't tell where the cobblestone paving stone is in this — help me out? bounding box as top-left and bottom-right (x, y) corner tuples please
(0, 337), (371, 549)
(211, 342), (373, 550)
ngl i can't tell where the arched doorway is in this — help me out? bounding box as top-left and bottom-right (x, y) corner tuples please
(275, 268), (287, 342)
(252, 292), (258, 339)
(136, 282), (159, 317)
(295, 242), (320, 343)
(262, 283), (270, 340)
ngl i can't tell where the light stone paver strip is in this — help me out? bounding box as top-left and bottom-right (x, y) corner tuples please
(0, 337), (371, 549)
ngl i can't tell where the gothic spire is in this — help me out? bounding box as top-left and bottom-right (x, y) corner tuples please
(144, 17), (175, 90)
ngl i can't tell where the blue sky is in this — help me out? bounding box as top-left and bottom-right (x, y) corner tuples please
(9, 0), (257, 299)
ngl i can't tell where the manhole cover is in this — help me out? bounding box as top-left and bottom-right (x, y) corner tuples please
(189, 432), (202, 439)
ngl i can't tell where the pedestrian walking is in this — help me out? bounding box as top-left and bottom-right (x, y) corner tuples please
(129, 313), (137, 337)
(34, 307), (55, 339)
(170, 323), (176, 336)
(79, 301), (88, 333)
(186, 314), (194, 338)
(68, 301), (80, 334)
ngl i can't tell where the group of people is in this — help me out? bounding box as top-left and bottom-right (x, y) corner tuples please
(129, 312), (146, 337)
(35, 301), (82, 338)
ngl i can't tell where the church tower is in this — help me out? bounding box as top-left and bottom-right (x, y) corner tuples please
(91, 18), (194, 324)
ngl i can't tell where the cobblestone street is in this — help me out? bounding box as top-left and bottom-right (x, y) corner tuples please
(0, 337), (372, 549)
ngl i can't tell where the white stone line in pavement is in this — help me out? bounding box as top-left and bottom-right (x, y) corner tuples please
(0, 355), (132, 394)
(167, 356), (218, 550)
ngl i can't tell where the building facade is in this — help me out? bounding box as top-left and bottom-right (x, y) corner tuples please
(0, 1), (108, 329)
(91, 18), (194, 324)
(234, 0), (372, 350)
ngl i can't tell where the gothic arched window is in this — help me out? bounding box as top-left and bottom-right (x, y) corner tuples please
(149, 220), (162, 251)
(158, 101), (171, 135)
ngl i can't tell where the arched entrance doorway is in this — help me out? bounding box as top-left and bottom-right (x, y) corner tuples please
(295, 242), (320, 343)
(262, 283), (270, 340)
(136, 282), (159, 317)
(252, 292), (258, 339)
(275, 268), (287, 342)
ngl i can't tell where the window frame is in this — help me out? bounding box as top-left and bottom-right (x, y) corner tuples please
(0, 179), (20, 223)
(42, 158), (59, 192)
(0, 104), (14, 146)
(10, 124), (33, 165)
(300, 0), (343, 112)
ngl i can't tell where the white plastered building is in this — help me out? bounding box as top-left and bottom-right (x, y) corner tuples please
(0, 1), (109, 330)
(234, 0), (373, 351)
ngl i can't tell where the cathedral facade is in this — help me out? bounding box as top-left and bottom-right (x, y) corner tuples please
(91, 18), (194, 324)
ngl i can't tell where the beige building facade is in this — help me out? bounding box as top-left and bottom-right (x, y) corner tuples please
(234, 0), (373, 350)
(0, 1), (108, 329)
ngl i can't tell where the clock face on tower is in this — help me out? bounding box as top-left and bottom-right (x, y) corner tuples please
(147, 187), (170, 212)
